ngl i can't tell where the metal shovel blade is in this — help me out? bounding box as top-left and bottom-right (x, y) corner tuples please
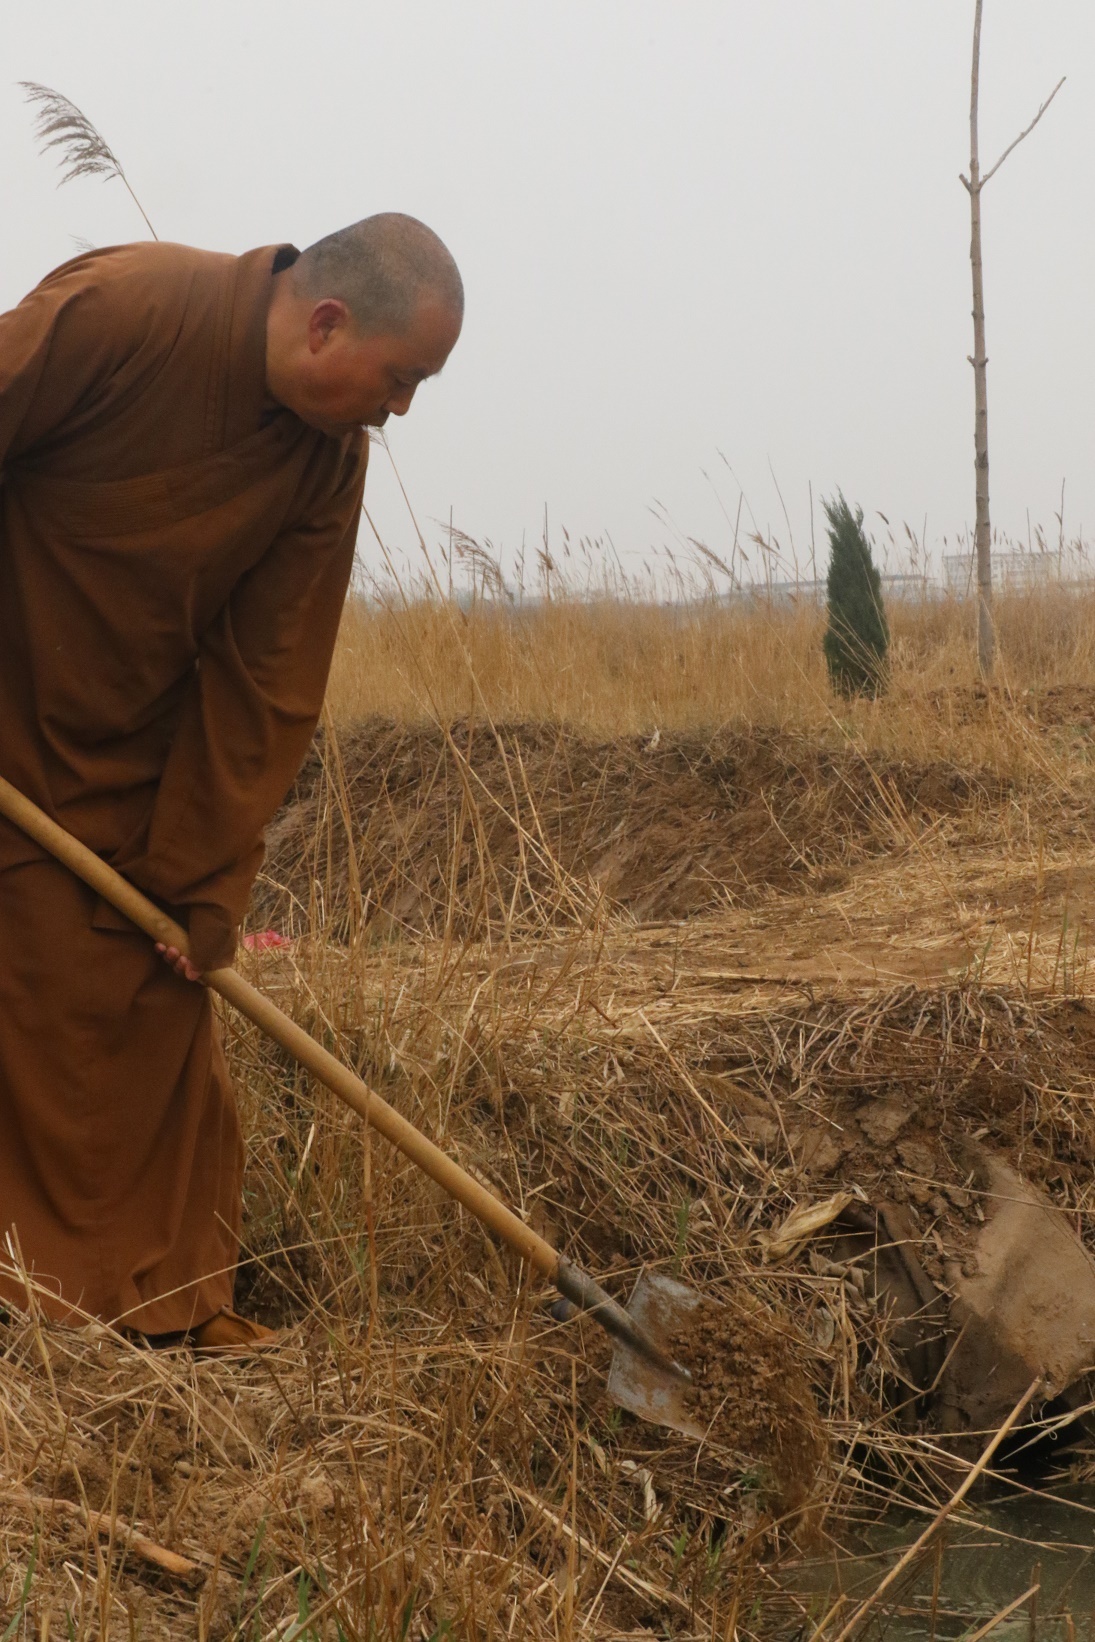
(606, 1270), (708, 1439)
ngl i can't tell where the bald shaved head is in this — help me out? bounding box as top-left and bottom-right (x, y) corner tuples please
(266, 214), (463, 434)
(291, 213), (463, 337)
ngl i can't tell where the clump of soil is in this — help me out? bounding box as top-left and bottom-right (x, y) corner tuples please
(666, 1299), (827, 1517)
(255, 717), (1002, 939)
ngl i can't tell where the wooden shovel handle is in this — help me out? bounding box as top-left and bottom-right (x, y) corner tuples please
(0, 775), (561, 1283)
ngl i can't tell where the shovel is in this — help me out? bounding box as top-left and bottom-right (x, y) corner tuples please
(0, 775), (706, 1437)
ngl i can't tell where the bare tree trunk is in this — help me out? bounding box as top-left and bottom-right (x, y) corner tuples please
(960, 7), (1063, 680)
(968, 0), (993, 677)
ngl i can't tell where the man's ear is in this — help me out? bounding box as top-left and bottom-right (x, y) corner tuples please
(306, 298), (352, 354)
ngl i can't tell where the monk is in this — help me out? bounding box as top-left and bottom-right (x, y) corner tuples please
(0, 215), (462, 1350)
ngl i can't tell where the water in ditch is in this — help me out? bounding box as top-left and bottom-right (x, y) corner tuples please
(782, 1486), (1095, 1639)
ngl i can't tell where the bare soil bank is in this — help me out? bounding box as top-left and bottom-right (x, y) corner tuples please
(256, 718), (1005, 939)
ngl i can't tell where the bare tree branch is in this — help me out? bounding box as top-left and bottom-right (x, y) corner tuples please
(981, 76), (1066, 188)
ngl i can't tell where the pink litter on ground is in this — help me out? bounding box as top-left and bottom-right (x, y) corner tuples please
(242, 930), (291, 951)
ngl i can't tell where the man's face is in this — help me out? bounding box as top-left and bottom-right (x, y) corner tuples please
(277, 294), (462, 436)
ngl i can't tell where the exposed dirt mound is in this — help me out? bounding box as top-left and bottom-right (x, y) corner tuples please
(254, 718), (1003, 938)
(702, 989), (1095, 1287)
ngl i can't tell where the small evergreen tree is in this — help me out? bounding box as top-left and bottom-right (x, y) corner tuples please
(822, 494), (889, 698)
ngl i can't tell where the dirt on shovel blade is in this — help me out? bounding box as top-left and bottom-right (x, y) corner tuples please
(665, 1298), (828, 1517)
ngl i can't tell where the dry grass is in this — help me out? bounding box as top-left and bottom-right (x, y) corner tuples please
(327, 578), (1095, 770)
(6, 572), (1095, 1636)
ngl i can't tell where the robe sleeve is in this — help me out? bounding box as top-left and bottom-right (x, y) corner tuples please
(119, 445), (368, 970)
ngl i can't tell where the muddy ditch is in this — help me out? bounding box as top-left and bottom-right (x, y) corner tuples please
(234, 976), (1095, 1495)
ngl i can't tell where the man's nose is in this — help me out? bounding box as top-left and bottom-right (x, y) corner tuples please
(384, 384), (418, 417)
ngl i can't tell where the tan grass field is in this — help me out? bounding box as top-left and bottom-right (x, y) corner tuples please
(328, 579), (1095, 761)
(5, 582), (1095, 1638)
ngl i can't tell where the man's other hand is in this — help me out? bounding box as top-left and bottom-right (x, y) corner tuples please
(155, 943), (202, 983)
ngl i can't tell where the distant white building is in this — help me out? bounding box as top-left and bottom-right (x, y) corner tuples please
(742, 573), (937, 606)
(941, 551), (1087, 594)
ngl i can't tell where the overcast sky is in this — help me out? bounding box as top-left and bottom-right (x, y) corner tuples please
(2, 2), (1092, 588)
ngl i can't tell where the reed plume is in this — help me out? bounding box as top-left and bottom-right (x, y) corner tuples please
(21, 81), (159, 240)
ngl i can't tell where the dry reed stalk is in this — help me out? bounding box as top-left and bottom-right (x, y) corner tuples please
(963, 1584), (1043, 1642)
(5, 1486), (200, 1580)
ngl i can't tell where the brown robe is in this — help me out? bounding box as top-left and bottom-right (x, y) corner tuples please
(0, 241), (367, 1331)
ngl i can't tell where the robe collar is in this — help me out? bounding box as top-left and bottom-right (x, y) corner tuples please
(224, 244), (299, 445)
